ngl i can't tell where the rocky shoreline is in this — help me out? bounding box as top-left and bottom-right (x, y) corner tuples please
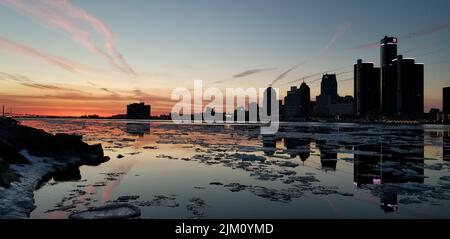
(0, 117), (110, 219)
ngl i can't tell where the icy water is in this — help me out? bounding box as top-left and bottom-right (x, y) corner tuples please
(18, 119), (450, 219)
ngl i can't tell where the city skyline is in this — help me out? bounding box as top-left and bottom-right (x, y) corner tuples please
(1, 0), (450, 116)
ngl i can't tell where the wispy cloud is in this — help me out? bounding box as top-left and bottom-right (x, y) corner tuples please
(215, 68), (277, 84)
(0, 37), (101, 74)
(403, 19), (450, 40)
(0, 71), (80, 92)
(0, 71), (32, 82)
(100, 87), (116, 94)
(277, 65), (352, 86)
(0, 0), (137, 77)
(349, 42), (379, 51)
(350, 18), (450, 51)
(322, 22), (352, 52)
(271, 22), (351, 85)
(232, 68), (277, 79)
(271, 65), (299, 85)
(20, 82), (76, 91)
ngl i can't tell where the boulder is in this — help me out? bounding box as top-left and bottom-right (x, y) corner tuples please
(0, 118), (110, 187)
(0, 139), (29, 164)
(0, 158), (20, 187)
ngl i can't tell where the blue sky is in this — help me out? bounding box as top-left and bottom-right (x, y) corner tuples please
(1, 0), (449, 115)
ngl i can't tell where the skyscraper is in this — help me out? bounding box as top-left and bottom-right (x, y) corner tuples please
(382, 55), (424, 117)
(284, 86), (301, 121)
(380, 36), (398, 67)
(354, 59), (381, 117)
(380, 36), (398, 116)
(379, 36), (424, 118)
(320, 74), (338, 100)
(299, 82), (311, 116)
(263, 86), (278, 118)
(127, 103), (151, 119)
(444, 87), (450, 114)
(283, 83), (311, 121)
(395, 56), (424, 116)
(315, 74), (353, 116)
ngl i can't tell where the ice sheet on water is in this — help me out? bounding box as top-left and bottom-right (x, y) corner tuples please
(69, 203), (141, 219)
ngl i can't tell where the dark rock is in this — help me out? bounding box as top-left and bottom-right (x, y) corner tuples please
(0, 120), (107, 165)
(54, 133), (83, 144)
(52, 167), (82, 182)
(0, 158), (20, 188)
(117, 154), (125, 159)
(0, 139), (29, 164)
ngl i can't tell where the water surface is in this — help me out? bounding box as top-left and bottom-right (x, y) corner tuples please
(18, 119), (450, 219)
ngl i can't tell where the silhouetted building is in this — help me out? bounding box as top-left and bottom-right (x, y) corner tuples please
(315, 74), (354, 116)
(354, 59), (381, 117)
(284, 86), (301, 121)
(379, 37), (424, 118)
(444, 87), (450, 122)
(278, 100), (285, 121)
(263, 86), (277, 117)
(321, 73), (338, 97)
(127, 103), (151, 119)
(283, 82), (311, 121)
(299, 82), (311, 116)
(427, 108), (441, 122)
(380, 36), (398, 67)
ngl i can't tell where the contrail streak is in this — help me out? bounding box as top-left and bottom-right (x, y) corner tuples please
(215, 68), (277, 84)
(271, 22), (351, 85)
(276, 65), (352, 87)
(350, 18), (450, 51)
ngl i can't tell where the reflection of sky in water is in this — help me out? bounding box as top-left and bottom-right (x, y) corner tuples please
(18, 119), (450, 219)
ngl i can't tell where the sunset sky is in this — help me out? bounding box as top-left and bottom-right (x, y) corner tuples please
(1, 0), (450, 116)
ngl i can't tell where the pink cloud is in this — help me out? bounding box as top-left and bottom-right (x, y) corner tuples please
(0, 0), (136, 76)
(0, 36), (101, 74)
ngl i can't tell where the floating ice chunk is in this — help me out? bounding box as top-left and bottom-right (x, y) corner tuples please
(271, 160), (299, 168)
(396, 183), (433, 192)
(233, 153), (266, 162)
(69, 203), (141, 219)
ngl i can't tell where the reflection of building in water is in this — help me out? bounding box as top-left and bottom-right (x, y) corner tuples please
(125, 123), (151, 137)
(262, 135), (277, 156)
(380, 189), (398, 213)
(353, 130), (424, 212)
(444, 131), (450, 162)
(284, 137), (311, 162)
(354, 145), (382, 186)
(316, 140), (337, 170)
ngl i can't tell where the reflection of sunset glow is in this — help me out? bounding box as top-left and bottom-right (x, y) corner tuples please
(101, 161), (137, 203)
